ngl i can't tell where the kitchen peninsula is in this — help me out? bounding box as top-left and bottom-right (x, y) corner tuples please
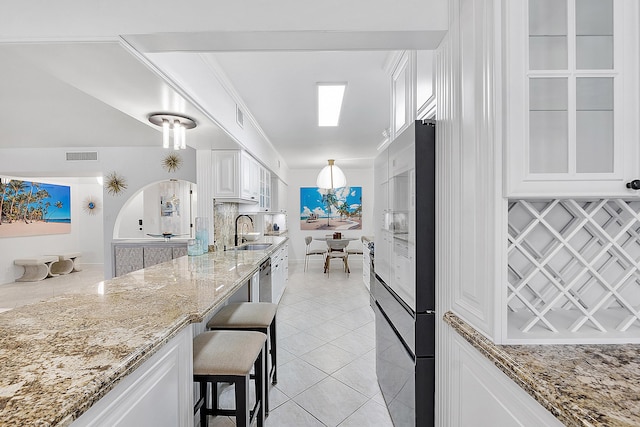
(0, 236), (288, 426)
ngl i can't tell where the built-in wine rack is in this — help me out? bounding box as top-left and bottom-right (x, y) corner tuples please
(507, 199), (640, 343)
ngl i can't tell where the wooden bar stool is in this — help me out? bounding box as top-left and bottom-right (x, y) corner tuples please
(207, 303), (278, 413)
(193, 330), (266, 427)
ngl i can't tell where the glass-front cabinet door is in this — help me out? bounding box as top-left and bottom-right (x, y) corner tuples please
(505, 0), (639, 197)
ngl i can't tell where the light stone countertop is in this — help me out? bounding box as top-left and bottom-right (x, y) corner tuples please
(444, 311), (640, 427)
(0, 236), (288, 426)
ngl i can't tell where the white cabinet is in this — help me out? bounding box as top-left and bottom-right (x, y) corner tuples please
(240, 151), (259, 202)
(270, 243), (288, 304)
(213, 150), (240, 199)
(505, 0), (639, 197)
(391, 51), (415, 140)
(448, 333), (563, 427)
(362, 245), (371, 290)
(71, 327), (193, 427)
(373, 148), (391, 287)
(259, 167), (271, 212)
(271, 177), (288, 213)
(213, 150), (262, 203)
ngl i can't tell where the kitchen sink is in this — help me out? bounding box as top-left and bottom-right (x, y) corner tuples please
(235, 243), (272, 251)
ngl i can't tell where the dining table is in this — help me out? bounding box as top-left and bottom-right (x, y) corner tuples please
(313, 236), (358, 273)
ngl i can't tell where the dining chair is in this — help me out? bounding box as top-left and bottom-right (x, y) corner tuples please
(324, 239), (350, 276)
(304, 236), (327, 272)
(346, 237), (364, 257)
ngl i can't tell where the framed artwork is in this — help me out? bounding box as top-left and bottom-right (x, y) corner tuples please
(161, 194), (180, 217)
(300, 186), (362, 230)
(0, 178), (71, 237)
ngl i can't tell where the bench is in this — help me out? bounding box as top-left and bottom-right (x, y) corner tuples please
(14, 256), (60, 282)
(47, 252), (82, 275)
(14, 252), (82, 282)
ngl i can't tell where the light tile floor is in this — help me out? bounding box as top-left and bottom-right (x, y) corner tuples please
(213, 259), (393, 427)
(0, 258), (393, 426)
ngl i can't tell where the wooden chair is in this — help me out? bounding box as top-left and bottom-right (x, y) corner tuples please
(304, 236), (327, 272)
(324, 239), (350, 276)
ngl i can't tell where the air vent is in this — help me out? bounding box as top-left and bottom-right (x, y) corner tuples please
(236, 105), (244, 128)
(66, 151), (98, 161)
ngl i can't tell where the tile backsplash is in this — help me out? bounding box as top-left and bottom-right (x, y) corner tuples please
(213, 202), (259, 250)
(213, 202), (238, 251)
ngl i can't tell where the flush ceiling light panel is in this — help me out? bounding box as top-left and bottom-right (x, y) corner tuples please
(317, 83), (347, 127)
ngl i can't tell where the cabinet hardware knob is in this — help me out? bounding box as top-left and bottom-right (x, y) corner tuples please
(626, 180), (640, 190)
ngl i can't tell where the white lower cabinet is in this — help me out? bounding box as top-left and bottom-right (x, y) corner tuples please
(362, 246), (371, 290)
(270, 244), (288, 304)
(450, 334), (562, 427)
(72, 327), (193, 427)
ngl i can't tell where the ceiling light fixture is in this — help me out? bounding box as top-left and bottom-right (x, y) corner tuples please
(316, 159), (346, 190)
(317, 83), (346, 127)
(148, 113), (196, 150)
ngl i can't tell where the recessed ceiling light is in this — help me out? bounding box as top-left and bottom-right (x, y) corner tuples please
(317, 83), (346, 127)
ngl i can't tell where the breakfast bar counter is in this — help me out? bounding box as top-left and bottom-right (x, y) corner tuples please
(0, 236), (288, 426)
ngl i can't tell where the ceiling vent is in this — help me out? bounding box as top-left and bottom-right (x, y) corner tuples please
(66, 151), (98, 161)
(236, 105), (244, 128)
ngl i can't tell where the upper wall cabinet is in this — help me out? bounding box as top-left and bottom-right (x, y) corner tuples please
(391, 52), (414, 139)
(258, 166), (271, 212)
(504, 0), (639, 197)
(213, 150), (260, 203)
(416, 51), (435, 119)
(270, 176), (287, 213)
(390, 50), (435, 140)
(240, 151), (260, 202)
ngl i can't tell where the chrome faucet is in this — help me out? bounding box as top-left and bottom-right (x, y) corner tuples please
(234, 215), (253, 247)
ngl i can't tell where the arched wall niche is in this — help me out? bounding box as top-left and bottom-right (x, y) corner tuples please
(113, 179), (196, 239)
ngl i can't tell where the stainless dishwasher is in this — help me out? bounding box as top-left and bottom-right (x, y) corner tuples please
(258, 258), (272, 302)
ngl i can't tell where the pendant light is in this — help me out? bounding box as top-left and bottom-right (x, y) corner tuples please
(316, 159), (346, 190)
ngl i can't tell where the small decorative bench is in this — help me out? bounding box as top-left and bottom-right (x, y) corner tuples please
(47, 252), (82, 275)
(14, 256), (60, 282)
(14, 252), (83, 282)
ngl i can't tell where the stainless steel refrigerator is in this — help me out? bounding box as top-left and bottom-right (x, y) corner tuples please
(373, 119), (435, 426)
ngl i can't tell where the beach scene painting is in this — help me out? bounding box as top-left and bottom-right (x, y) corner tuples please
(0, 179), (71, 237)
(300, 186), (362, 230)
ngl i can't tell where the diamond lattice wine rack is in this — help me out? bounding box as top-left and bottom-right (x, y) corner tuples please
(507, 199), (640, 343)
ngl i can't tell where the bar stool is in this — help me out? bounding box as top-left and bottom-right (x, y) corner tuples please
(207, 303), (278, 413)
(193, 330), (266, 427)
(207, 303), (278, 384)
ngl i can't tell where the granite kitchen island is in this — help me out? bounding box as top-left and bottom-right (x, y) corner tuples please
(0, 236), (287, 426)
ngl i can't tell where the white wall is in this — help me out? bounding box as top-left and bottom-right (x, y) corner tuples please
(285, 167), (374, 265)
(101, 148), (196, 279)
(0, 176), (103, 285)
(116, 180), (194, 239)
(0, 146), (197, 283)
(435, 0), (506, 424)
(118, 191), (145, 239)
